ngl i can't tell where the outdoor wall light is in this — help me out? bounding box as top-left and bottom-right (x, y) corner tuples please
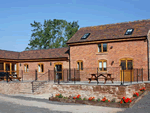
(111, 61), (114, 65)
(110, 46), (113, 49)
(50, 62), (52, 66)
(20, 63), (21, 66)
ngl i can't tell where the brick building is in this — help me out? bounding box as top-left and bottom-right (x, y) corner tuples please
(1, 19), (150, 81)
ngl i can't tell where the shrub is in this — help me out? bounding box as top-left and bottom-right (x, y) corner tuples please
(140, 87), (146, 91)
(101, 97), (110, 102)
(111, 98), (116, 103)
(73, 94), (81, 100)
(97, 98), (101, 102)
(133, 92), (139, 97)
(56, 94), (63, 98)
(83, 98), (87, 101)
(88, 97), (95, 101)
(120, 97), (132, 104)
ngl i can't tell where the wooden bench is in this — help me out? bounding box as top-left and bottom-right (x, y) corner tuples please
(87, 73), (114, 84)
(9, 76), (21, 81)
(86, 74), (98, 83)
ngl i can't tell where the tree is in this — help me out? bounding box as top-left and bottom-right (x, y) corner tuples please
(25, 19), (79, 50)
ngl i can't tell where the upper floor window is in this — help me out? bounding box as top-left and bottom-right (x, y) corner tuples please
(38, 64), (44, 72)
(24, 64), (29, 72)
(77, 60), (83, 70)
(98, 43), (107, 52)
(98, 60), (107, 71)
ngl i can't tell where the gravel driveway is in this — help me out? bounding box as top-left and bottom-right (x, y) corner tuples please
(0, 94), (124, 113)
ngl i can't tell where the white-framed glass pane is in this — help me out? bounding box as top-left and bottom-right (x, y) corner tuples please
(99, 61), (102, 71)
(77, 62), (80, 70)
(14, 64), (16, 71)
(38, 65), (41, 72)
(103, 61), (107, 71)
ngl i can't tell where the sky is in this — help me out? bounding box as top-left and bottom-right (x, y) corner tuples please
(0, 0), (150, 52)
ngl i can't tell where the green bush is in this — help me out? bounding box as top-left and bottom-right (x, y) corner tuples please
(111, 98), (116, 103)
(97, 98), (100, 102)
(92, 99), (95, 101)
(83, 98), (87, 101)
(56, 94), (63, 98)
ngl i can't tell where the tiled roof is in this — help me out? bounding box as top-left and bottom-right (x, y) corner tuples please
(0, 50), (20, 59)
(19, 47), (69, 59)
(0, 47), (69, 60)
(67, 19), (150, 44)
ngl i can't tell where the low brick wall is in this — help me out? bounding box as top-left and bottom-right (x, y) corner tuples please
(0, 82), (32, 94)
(34, 82), (146, 102)
(0, 82), (147, 102)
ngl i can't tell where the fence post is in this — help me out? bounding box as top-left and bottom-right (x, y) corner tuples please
(137, 69), (138, 83)
(142, 68), (143, 82)
(6, 71), (8, 83)
(31, 82), (34, 93)
(54, 68), (55, 83)
(35, 70), (37, 81)
(63, 69), (64, 82)
(48, 69), (50, 82)
(97, 68), (99, 85)
(74, 68), (75, 84)
(130, 69), (132, 84)
(123, 69), (124, 85)
(21, 70), (23, 82)
(67, 69), (69, 82)
(120, 70), (123, 85)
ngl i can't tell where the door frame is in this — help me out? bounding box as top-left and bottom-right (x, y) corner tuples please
(119, 58), (134, 82)
(54, 62), (63, 81)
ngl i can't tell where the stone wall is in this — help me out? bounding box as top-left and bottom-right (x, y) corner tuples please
(0, 82), (147, 102)
(34, 82), (146, 102)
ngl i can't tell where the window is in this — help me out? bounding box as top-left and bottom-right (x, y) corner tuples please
(77, 60), (83, 70)
(125, 28), (134, 35)
(81, 33), (90, 39)
(24, 64), (29, 72)
(98, 60), (107, 71)
(38, 64), (44, 72)
(98, 43), (107, 52)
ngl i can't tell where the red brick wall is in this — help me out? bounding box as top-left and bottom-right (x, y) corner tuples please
(18, 60), (69, 81)
(70, 39), (148, 81)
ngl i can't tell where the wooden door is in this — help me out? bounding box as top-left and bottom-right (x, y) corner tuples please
(120, 59), (133, 82)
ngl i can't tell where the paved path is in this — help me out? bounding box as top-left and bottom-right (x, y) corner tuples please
(0, 94), (124, 113)
(117, 91), (150, 113)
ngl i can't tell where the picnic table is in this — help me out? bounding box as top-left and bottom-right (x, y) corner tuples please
(0, 72), (21, 82)
(87, 73), (114, 84)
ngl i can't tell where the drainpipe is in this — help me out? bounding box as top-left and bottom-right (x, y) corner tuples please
(69, 46), (71, 81)
(147, 36), (150, 81)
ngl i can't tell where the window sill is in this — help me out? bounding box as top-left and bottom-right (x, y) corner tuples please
(96, 52), (108, 55)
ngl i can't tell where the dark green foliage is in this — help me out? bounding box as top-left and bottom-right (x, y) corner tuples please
(92, 99), (95, 101)
(97, 98), (100, 102)
(83, 98), (87, 101)
(25, 19), (79, 50)
(56, 94), (63, 98)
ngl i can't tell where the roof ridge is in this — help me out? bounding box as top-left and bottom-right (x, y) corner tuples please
(0, 49), (19, 53)
(21, 47), (69, 52)
(80, 19), (150, 29)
